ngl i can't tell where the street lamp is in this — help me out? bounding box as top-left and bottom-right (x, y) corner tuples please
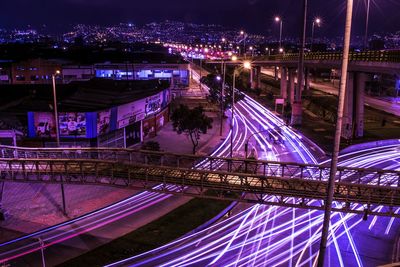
(240, 30), (246, 57)
(311, 17), (322, 51)
(51, 70), (67, 216)
(275, 16), (283, 49)
(230, 58), (251, 158)
(221, 38), (226, 51)
(51, 70), (61, 147)
(265, 47), (270, 56)
(38, 237), (46, 267)
(249, 46), (255, 57)
(244, 129), (270, 158)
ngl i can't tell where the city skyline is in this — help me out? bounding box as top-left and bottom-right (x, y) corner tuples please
(1, 0), (400, 37)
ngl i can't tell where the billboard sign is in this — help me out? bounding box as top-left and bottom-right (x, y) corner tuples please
(59, 112), (86, 137)
(33, 112), (56, 138)
(97, 109), (111, 135)
(117, 101), (146, 129)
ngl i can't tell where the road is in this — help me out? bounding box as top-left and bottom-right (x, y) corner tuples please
(108, 92), (400, 266)
(1, 66), (398, 266)
(0, 81), (247, 265)
(261, 68), (400, 117)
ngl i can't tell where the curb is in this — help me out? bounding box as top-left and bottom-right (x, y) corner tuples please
(340, 139), (400, 155)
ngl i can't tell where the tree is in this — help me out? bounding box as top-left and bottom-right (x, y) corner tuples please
(171, 105), (213, 154)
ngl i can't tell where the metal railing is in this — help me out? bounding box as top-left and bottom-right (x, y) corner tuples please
(254, 50), (400, 63)
(1, 146), (400, 216)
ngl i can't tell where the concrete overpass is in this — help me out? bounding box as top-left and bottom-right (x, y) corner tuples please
(209, 50), (400, 139)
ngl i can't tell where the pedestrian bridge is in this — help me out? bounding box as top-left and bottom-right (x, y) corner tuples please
(1, 146), (399, 217)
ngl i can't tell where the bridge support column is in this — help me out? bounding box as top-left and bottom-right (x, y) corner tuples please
(288, 68), (296, 105)
(304, 68), (310, 92)
(291, 67), (303, 126)
(280, 67), (288, 99)
(342, 72), (354, 139)
(354, 72), (367, 138)
(274, 66), (279, 80)
(251, 66), (261, 89)
(342, 72), (367, 139)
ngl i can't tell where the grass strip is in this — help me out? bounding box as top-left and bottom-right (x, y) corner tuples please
(58, 196), (230, 267)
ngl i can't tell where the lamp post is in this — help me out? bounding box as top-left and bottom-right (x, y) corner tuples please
(51, 70), (66, 216)
(231, 69), (236, 159)
(317, 0), (354, 266)
(275, 16), (283, 49)
(311, 17), (321, 51)
(364, 0), (371, 49)
(291, 0), (308, 126)
(265, 47), (270, 57)
(240, 30), (246, 57)
(216, 74), (224, 136)
(249, 46), (254, 58)
(51, 71), (61, 147)
(38, 237), (46, 267)
(219, 52), (231, 136)
(244, 129), (270, 158)
(230, 58), (251, 158)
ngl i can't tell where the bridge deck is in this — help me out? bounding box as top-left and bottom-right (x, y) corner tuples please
(1, 146), (400, 217)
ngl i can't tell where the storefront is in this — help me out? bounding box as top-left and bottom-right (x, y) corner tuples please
(27, 88), (171, 148)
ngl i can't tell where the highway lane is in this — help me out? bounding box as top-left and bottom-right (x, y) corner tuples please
(108, 93), (400, 266)
(0, 85), (249, 266)
(1, 66), (397, 266)
(107, 93), (326, 267)
(261, 68), (400, 117)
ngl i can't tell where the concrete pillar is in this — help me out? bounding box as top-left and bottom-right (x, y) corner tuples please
(251, 66), (261, 89)
(354, 72), (367, 138)
(304, 68), (310, 92)
(280, 67), (287, 99)
(274, 66), (279, 80)
(288, 68), (296, 105)
(291, 67), (304, 125)
(342, 72), (354, 139)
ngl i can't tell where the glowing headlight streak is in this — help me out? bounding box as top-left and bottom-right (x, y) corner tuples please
(109, 95), (400, 267)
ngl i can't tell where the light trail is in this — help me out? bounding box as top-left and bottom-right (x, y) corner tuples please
(109, 93), (400, 266)
(0, 81), (249, 264)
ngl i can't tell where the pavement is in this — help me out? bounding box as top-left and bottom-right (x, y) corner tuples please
(0, 78), (232, 266)
(0, 183), (136, 242)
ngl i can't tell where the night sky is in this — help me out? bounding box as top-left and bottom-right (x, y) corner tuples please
(1, 0), (399, 37)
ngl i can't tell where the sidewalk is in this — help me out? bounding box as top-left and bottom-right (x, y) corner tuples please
(142, 110), (229, 156)
(0, 96), (232, 265)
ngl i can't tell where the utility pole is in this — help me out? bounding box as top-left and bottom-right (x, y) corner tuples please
(364, 0), (371, 49)
(317, 0), (354, 266)
(291, 0), (307, 125)
(230, 69), (236, 159)
(52, 71), (67, 216)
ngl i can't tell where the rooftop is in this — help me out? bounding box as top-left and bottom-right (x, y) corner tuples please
(0, 78), (169, 113)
